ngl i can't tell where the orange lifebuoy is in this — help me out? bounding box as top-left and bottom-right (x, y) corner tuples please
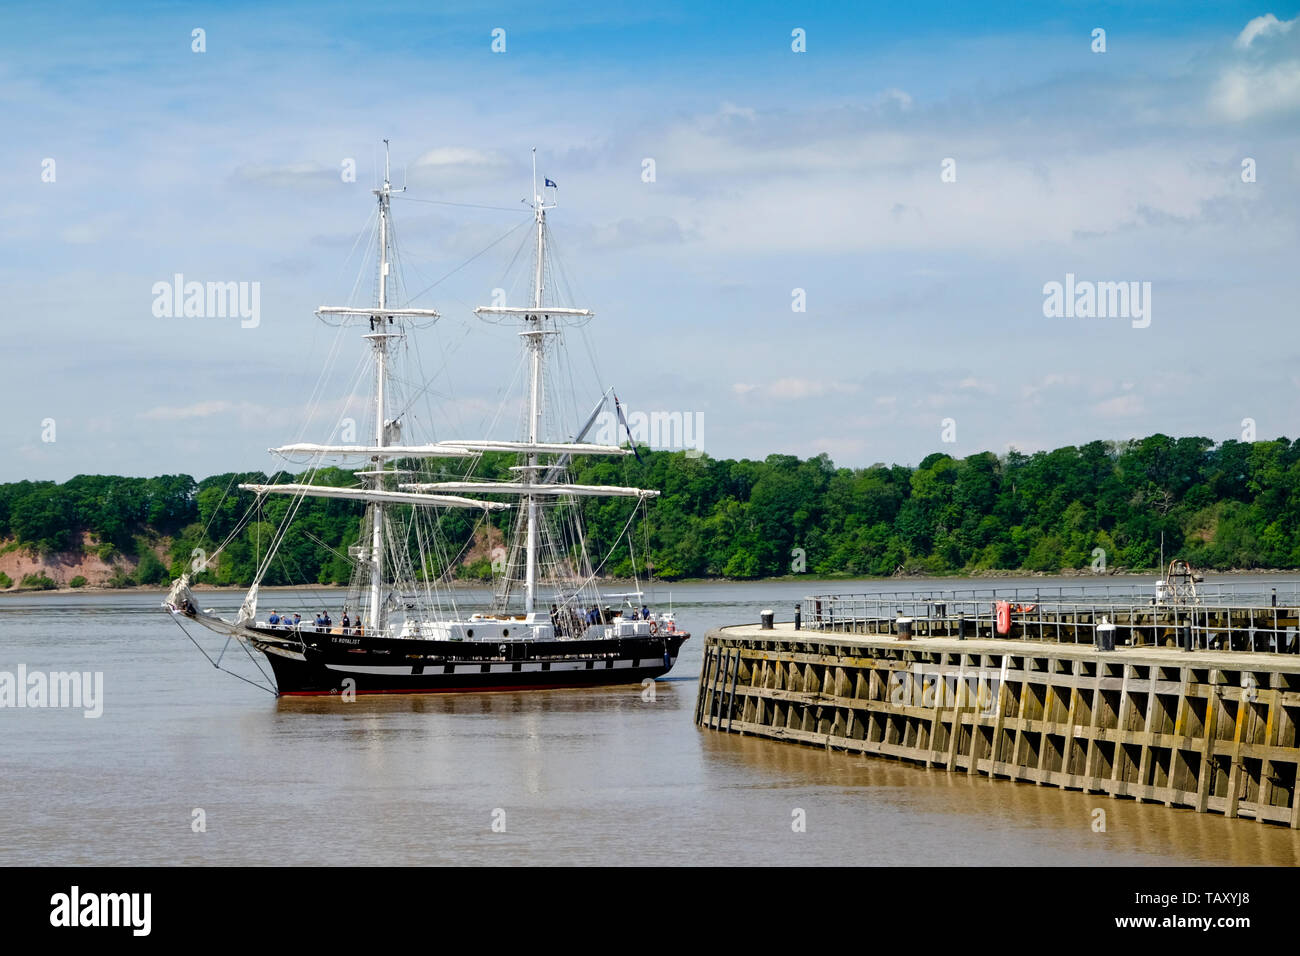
(995, 600), (1011, 635)
(649, 621), (659, 636)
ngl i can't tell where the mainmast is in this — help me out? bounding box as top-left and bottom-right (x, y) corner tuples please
(365, 140), (404, 632)
(463, 153), (653, 619)
(523, 147), (554, 616)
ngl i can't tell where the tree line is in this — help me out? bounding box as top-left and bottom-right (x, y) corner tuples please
(0, 434), (1296, 587)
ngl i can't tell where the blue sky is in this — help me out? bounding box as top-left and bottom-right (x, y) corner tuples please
(4, 1), (1299, 481)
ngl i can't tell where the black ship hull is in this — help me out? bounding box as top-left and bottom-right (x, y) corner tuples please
(248, 626), (690, 696)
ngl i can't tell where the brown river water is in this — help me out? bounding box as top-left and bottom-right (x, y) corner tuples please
(2, 577), (1298, 865)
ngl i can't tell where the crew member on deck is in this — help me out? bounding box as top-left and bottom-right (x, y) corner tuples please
(268, 610), (280, 625)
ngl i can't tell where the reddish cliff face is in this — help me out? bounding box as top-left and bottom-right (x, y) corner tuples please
(0, 533), (170, 590)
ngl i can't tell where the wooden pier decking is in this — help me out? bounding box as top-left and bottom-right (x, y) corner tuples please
(696, 620), (1300, 827)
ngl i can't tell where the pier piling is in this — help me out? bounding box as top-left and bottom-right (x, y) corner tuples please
(697, 591), (1300, 826)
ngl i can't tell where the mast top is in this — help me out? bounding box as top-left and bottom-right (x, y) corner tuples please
(375, 138), (405, 202)
(528, 146), (556, 219)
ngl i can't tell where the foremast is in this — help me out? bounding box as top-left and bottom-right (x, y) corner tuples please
(241, 141), (505, 635)
(364, 140), (404, 632)
(523, 148), (553, 616)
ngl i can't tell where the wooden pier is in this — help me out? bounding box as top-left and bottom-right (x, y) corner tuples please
(696, 620), (1300, 826)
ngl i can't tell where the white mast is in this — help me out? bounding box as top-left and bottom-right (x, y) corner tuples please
(251, 142), (444, 629)
(365, 140), (404, 632)
(522, 147), (555, 616)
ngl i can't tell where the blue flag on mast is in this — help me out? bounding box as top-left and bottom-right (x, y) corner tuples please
(544, 178), (557, 188)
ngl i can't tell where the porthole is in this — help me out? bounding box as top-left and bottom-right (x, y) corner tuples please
(466, 628), (474, 638)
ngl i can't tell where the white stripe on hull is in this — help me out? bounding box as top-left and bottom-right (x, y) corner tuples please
(323, 658), (674, 676)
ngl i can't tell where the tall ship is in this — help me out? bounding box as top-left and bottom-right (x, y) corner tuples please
(164, 145), (688, 695)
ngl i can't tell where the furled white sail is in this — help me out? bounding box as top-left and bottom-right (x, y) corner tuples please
(436, 440), (629, 456)
(270, 443), (474, 458)
(238, 483), (511, 511)
(237, 584), (259, 625)
(474, 306), (592, 317)
(316, 306), (441, 319)
(400, 481), (658, 499)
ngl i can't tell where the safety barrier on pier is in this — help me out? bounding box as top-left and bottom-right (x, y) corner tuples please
(696, 623), (1300, 827)
(810, 579), (1300, 609)
(802, 593), (1300, 655)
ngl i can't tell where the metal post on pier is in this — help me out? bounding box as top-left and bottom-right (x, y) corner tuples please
(1096, 618), (1116, 652)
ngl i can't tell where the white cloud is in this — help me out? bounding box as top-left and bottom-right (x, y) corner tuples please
(409, 147), (513, 188)
(1210, 60), (1300, 120)
(413, 147), (509, 170)
(1020, 372), (1083, 403)
(584, 216), (693, 250)
(876, 87), (914, 111)
(958, 377), (997, 395)
(1235, 13), (1296, 49)
(139, 400), (258, 421)
(230, 162), (339, 189)
(1212, 15), (1300, 120)
(716, 101), (757, 122)
(732, 377), (860, 400)
(1092, 394), (1144, 419)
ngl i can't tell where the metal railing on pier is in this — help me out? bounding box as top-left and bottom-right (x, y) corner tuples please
(801, 588), (1300, 655)
(809, 579), (1300, 609)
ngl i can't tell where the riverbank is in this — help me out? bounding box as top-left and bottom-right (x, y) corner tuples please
(4, 565), (1300, 598)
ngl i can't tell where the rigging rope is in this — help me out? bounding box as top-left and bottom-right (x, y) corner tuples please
(168, 614), (278, 696)
(394, 196), (532, 214)
(404, 219), (531, 303)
